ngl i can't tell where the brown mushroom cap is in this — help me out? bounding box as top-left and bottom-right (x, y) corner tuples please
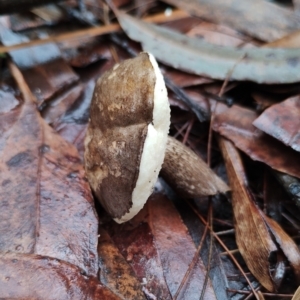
(84, 52), (170, 223)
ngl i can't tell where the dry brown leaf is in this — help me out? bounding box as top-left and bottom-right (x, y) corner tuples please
(212, 104), (300, 179)
(253, 96), (300, 152)
(98, 227), (146, 300)
(219, 137), (300, 291)
(0, 66), (99, 276)
(0, 253), (121, 300)
(219, 137), (277, 291)
(163, 0), (300, 42)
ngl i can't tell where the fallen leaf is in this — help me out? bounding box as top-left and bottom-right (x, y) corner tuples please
(212, 104), (300, 179)
(187, 21), (255, 47)
(0, 22), (78, 103)
(261, 214), (300, 283)
(163, 0), (300, 42)
(219, 137), (300, 291)
(98, 227), (146, 300)
(41, 84), (83, 124)
(117, 12), (300, 83)
(219, 137), (278, 292)
(148, 194), (217, 299)
(253, 96), (300, 152)
(0, 64), (99, 276)
(105, 208), (172, 300)
(0, 253), (121, 300)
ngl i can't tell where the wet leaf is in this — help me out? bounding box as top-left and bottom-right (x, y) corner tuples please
(148, 194), (217, 299)
(98, 227), (146, 300)
(212, 104), (300, 179)
(0, 73), (99, 275)
(219, 138), (300, 291)
(117, 12), (300, 83)
(219, 137), (279, 292)
(0, 253), (121, 300)
(253, 96), (300, 152)
(261, 214), (300, 283)
(0, 23), (78, 103)
(41, 84), (83, 124)
(105, 193), (218, 299)
(163, 0), (300, 42)
(105, 209), (172, 300)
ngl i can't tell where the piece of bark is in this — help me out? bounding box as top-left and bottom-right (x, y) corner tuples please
(0, 253), (121, 300)
(253, 96), (300, 152)
(212, 104), (300, 179)
(0, 64), (98, 275)
(161, 136), (229, 198)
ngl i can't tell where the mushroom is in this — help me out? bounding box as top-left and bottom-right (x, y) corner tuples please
(84, 52), (229, 223)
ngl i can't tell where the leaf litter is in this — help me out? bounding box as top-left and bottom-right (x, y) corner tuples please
(1, 1), (300, 299)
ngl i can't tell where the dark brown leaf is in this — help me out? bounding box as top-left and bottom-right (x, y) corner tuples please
(105, 208), (172, 300)
(219, 137), (300, 291)
(148, 194), (217, 299)
(0, 85), (98, 275)
(213, 104), (300, 179)
(98, 227), (146, 300)
(253, 96), (300, 152)
(219, 137), (279, 292)
(0, 253), (121, 300)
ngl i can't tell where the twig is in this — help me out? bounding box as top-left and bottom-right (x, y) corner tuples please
(200, 202), (213, 300)
(0, 9), (187, 54)
(186, 199), (260, 300)
(227, 289), (293, 298)
(173, 212), (209, 299)
(7, 60), (37, 105)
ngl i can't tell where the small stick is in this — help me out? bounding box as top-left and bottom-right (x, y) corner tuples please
(0, 9), (187, 54)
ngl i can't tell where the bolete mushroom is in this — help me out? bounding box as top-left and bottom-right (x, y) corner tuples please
(84, 52), (229, 223)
